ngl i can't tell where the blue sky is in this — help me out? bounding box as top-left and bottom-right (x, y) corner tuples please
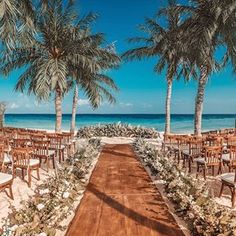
(0, 0), (235, 114)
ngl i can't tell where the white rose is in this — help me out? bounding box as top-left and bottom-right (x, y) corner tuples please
(39, 189), (50, 195)
(11, 225), (18, 231)
(37, 233), (47, 236)
(63, 192), (70, 199)
(37, 203), (45, 211)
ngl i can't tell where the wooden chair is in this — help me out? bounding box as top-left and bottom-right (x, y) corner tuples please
(59, 132), (75, 157)
(219, 169), (236, 207)
(11, 147), (40, 187)
(222, 145), (236, 172)
(226, 136), (236, 149)
(32, 140), (55, 171)
(196, 146), (223, 179)
(183, 138), (204, 173)
(0, 143), (12, 171)
(177, 135), (190, 164)
(162, 134), (177, 152)
(17, 131), (31, 139)
(205, 136), (223, 147)
(31, 133), (46, 142)
(0, 144), (13, 199)
(47, 134), (65, 163)
(12, 138), (31, 148)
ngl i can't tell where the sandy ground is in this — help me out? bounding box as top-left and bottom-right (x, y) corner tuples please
(0, 168), (54, 227)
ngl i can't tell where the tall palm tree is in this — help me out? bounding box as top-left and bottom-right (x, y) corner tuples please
(175, 0), (236, 135)
(1, 0), (120, 132)
(123, 0), (194, 134)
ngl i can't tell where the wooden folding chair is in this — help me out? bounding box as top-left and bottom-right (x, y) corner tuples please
(47, 134), (65, 163)
(32, 140), (55, 171)
(219, 169), (236, 208)
(196, 146), (223, 179)
(11, 147), (40, 187)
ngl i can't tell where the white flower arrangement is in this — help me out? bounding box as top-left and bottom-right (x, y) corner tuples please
(1, 139), (101, 236)
(37, 204), (45, 211)
(62, 192), (70, 199)
(134, 139), (236, 235)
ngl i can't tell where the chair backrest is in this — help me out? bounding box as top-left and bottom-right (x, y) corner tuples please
(33, 140), (50, 157)
(205, 136), (223, 146)
(177, 135), (190, 151)
(11, 147), (31, 167)
(0, 136), (10, 150)
(31, 133), (46, 142)
(0, 144), (4, 162)
(17, 131), (31, 139)
(227, 136), (236, 148)
(189, 139), (203, 156)
(12, 138), (31, 148)
(59, 132), (72, 145)
(47, 134), (62, 149)
(204, 146), (222, 164)
(228, 145), (236, 166)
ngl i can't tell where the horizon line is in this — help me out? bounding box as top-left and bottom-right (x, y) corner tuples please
(4, 113), (236, 116)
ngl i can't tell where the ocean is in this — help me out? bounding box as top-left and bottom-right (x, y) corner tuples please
(3, 114), (236, 134)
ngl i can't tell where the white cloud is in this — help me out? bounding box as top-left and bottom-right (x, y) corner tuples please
(119, 102), (133, 107)
(78, 99), (89, 106)
(9, 103), (19, 109)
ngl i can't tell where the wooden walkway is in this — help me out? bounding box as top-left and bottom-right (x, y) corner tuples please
(66, 144), (184, 236)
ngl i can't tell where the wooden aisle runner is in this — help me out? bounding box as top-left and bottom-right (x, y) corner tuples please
(66, 144), (184, 236)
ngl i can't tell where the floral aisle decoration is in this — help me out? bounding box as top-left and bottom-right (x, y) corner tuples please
(134, 139), (236, 236)
(1, 138), (101, 236)
(77, 123), (159, 139)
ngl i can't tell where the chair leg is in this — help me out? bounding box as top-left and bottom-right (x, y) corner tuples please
(9, 183), (14, 200)
(232, 188), (236, 208)
(36, 167), (40, 180)
(212, 166), (214, 176)
(52, 155), (56, 169)
(196, 164), (199, 178)
(203, 167), (206, 180)
(219, 183), (224, 197)
(28, 169), (31, 188)
(21, 169), (24, 180)
(188, 157), (192, 173)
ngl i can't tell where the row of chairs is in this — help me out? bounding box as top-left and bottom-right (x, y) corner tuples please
(0, 127), (76, 199)
(163, 130), (236, 207)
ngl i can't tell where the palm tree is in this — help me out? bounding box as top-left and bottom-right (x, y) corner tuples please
(0, 0), (34, 49)
(1, 0), (120, 132)
(123, 0), (194, 134)
(175, 0), (236, 136)
(68, 68), (118, 133)
(0, 102), (6, 128)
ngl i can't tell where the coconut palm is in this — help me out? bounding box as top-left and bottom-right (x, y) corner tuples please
(123, 0), (195, 134)
(1, 0), (120, 132)
(0, 102), (6, 128)
(174, 0), (236, 136)
(0, 0), (35, 49)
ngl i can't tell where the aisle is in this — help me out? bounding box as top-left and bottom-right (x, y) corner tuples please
(66, 144), (184, 236)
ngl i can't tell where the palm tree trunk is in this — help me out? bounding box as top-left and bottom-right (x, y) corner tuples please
(55, 88), (62, 133)
(165, 81), (172, 134)
(70, 84), (78, 134)
(194, 66), (208, 136)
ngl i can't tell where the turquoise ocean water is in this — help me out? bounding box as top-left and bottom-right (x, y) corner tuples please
(3, 114), (236, 134)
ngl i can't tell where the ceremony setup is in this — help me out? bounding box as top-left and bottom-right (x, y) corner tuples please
(1, 0), (236, 235)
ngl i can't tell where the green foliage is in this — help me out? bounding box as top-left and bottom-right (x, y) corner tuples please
(1, 139), (101, 236)
(134, 139), (236, 236)
(0, 0), (120, 107)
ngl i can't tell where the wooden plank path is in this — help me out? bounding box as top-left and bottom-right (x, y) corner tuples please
(66, 144), (184, 236)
